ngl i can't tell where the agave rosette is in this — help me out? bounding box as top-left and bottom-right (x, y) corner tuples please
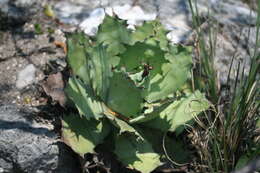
(62, 15), (210, 173)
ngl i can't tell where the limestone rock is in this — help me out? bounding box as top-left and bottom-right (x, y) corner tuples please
(0, 0), (40, 29)
(16, 64), (36, 89)
(0, 104), (80, 173)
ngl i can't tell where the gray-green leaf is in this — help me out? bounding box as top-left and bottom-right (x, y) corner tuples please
(65, 77), (105, 119)
(144, 91), (210, 132)
(62, 114), (110, 156)
(114, 134), (161, 173)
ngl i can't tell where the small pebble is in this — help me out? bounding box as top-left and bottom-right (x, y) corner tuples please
(55, 59), (67, 68)
(16, 64), (36, 89)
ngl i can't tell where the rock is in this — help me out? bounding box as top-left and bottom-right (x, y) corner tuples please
(80, 8), (106, 36)
(213, 24), (255, 84)
(16, 64), (36, 89)
(231, 157), (260, 173)
(54, 1), (90, 25)
(54, 1), (156, 36)
(0, 17), (67, 104)
(156, 0), (193, 43)
(112, 4), (156, 27)
(52, 0), (257, 84)
(63, 0), (101, 7)
(0, 0), (40, 29)
(0, 104), (80, 173)
(212, 0), (257, 26)
(0, 32), (16, 60)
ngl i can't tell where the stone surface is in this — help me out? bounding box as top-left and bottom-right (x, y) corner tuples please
(0, 21), (66, 104)
(112, 4), (156, 26)
(0, 0), (40, 29)
(213, 23), (256, 84)
(53, 0), (257, 44)
(52, 0), (257, 84)
(54, 1), (157, 35)
(212, 0), (257, 25)
(0, 104), (80, 173)
(80, 8), (106, 36)
(16, 64), (36, 89)
(0, 0), (256, 104)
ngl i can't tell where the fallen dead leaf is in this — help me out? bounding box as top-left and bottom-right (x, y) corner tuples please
(54, 41), (67, 54)
(41, 72), (67, 107)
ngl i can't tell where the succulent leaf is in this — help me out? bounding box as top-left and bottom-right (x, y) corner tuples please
(130, 21), (155, 44)
(144, 91), (210, 132)
(97, 16), (131, 55)
(114, 134), (161, 173)
(62, 114), (110, 156)
(106, 72), (143, 118)
(65, 77), (104, 119)
(64, 15), (210, 171)
(67, 33), (91, 84)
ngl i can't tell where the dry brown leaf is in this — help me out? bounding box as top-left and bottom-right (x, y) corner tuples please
(41, 72), (67, 107)
(54, 41), (67, 54)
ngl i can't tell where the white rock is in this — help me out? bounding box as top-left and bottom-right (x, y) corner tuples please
(167, 29), (191, 44)
(16, 64), (36, 89)
(54, 0), (256, 44)
(79, 4), (157, 36)
(112, 4), (157, 26)
(54, 1), (157, 36)
(54, 1), (85, 25)
(105, 7), (113, 16)
(13, 0), (35, 7)
(80, 8), (106, 36)
(162, 14), (192, 44)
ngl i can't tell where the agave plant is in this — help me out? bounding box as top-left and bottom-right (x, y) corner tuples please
(62, 15), (210, 173)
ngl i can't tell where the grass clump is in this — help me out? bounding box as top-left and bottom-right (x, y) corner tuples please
(188, 0), (260, 172)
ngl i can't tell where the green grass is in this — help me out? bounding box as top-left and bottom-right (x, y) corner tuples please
(188, 0), (260, 172)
